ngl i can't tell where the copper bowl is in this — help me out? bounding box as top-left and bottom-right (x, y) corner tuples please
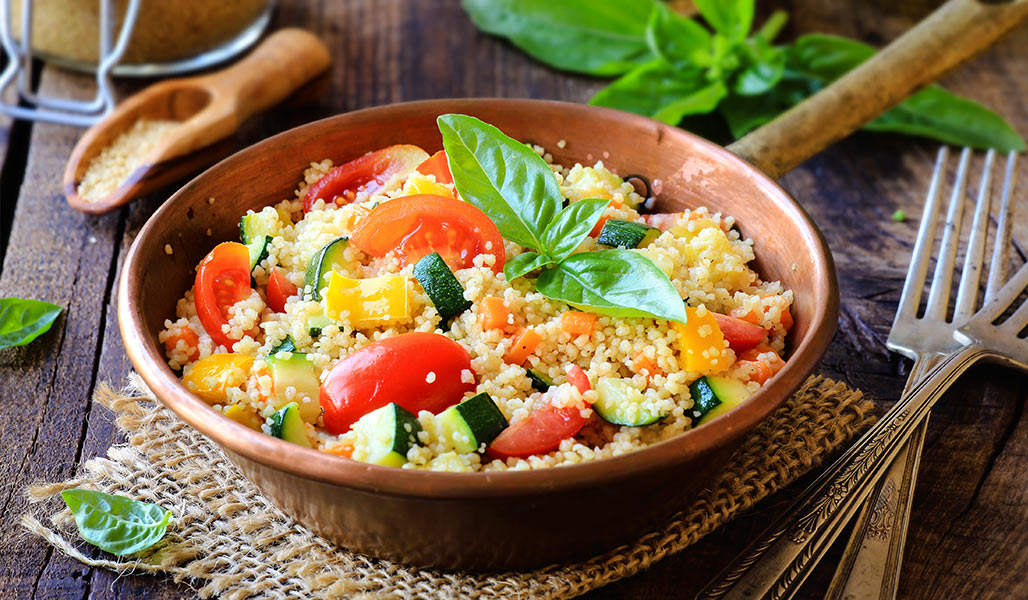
(118, 98), (838, 571)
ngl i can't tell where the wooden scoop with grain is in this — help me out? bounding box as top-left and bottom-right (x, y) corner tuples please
(63, 28), (331, 215)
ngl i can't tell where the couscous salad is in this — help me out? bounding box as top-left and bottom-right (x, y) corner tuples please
(160, 115), (793, 472)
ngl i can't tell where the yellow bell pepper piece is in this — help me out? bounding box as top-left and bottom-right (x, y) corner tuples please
(223, 403), (263, 431)
(183, 353), (254, 404)
(325, 271), (409, 327)
(404, 172), (453, 197)
(674, 307), (730, 374)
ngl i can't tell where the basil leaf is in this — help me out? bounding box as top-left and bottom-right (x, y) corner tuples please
(536, 250), (686, 323)
(718, 92), (782, 138)
(865, 86), (1026, 152)
(504, 251), (554, 282)
(590, 60), (727, 125)
(0, 297), (63, 350)
(461, 0), (656, 76)
(542, 198), (610, 262)
(693, 0), (754, 41)
(645, 2), (711, 71)
(61, 489), (173, 556)
(439, 114), (563, 251)
(734, 38), (786, 96)
(786, 34), (1025, 151)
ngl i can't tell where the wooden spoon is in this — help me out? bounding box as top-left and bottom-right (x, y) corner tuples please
(63, 28), (332, 215)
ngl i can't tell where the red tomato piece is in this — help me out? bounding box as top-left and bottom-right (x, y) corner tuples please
(486, 404), (589, 460)
(302, 144), (429, 212)
(416, 150), (454, 185)
(350, 194), (506, 273)
(713, 313), (766, 354)
(643, 212), (682, 231)
(266, 268), (298, 313)
(194, 242), (254, 351)
(319, 332), (475, 434)
(566, 364), (591, 395)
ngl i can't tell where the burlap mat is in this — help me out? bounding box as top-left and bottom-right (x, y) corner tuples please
(20, 374), (873, 600)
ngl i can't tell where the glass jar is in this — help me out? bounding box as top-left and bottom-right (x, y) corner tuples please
(9, 0), (275, 76)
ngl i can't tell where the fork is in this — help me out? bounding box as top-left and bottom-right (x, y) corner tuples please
(696, 147), (1023, 600)
(826, 147), (1019, 600)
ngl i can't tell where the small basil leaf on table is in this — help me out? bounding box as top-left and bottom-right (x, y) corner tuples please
(589, 61), (728, 125)
(536, 250), (686, 323)
(461, 0), (656, 76)
(542, 198), (611, 262)
(61, 489), (173, 556)
(503, 251), (554, 282)
(692, 0), (754, 42)
(438, 114), (563, 251)
(0, 297), (63, 349)
(645, 1), (711, 70)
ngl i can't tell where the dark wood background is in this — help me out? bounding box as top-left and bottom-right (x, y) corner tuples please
(2, 1), (1026, 598)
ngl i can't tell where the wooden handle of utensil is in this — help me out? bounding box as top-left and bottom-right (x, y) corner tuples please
(197, 28), (332, 124)
(727, 0), (1028, 179)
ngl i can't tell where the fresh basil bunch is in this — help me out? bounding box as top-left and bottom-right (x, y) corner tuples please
(61, 489), (173, 556)
(0, 297), (62, 350)
(463, 0), (1025, 152)
(438, 114), (687, 324)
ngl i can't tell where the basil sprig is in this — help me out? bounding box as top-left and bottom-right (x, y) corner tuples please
(0, 297), (63, 350)
(439, 114), (686, 324)
(61, 489), (173, 556)
(462, 0), (1025, 152)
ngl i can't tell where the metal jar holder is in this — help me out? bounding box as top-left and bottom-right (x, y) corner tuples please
(0, 0), (140, 126)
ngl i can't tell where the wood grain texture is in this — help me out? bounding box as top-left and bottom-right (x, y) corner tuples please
(0, 0), (1025, 598)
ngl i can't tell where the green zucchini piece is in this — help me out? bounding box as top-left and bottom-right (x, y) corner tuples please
(413, 252), (472, 325)
(689, 375), (750, 425)
(594, 378), (663, 426)
(526, 368), (553, 392)
(240, 210), (278, 244)
(266, 352), (321, 423)
(270, 335), (297, 354)
(304, 237), (352, 301)
(269, 402), (311, 448)
(306, 312), (333, 337)
(246, 235), (273, 271)
(437, 393), (508, 453)
(351, 403), (422, 467)
(596, 219), (660, 249)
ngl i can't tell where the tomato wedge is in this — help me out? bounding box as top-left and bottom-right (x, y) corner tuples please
(713, 313), (766, 354)
(566, 364), (591, 394)
(487, 404), (589, 460)
(416, 150), (454, 185)
(302, 144), (429, 212)
(350, 194), (506, 273)
(266, 268), (298, 313)
(195, 242), (254, 351)
(320, 332), (475, 434)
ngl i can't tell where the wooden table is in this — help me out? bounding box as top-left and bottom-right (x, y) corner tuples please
(1, 1), (1026, 598)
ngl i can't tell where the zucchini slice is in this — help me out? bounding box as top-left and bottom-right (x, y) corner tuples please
(266, 351), (321, 423)
(304, 237), (352, 301)
(351, 403), (423, 467)
(526, 368), (553, 392)
(437, 393), (508, 453)
(269, 402), (311, 448)
(594, 378), (664, 426)
(689, 375), (750, 425)
(246, 235), (273, 271)
(270, 335), (297, 354)
(306, 311), (333, 337)
(413, 252), (472, 326)
(596, 219), (660, 249)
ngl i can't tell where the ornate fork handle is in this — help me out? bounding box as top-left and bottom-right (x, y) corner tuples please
(698, 345), (987, 600)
